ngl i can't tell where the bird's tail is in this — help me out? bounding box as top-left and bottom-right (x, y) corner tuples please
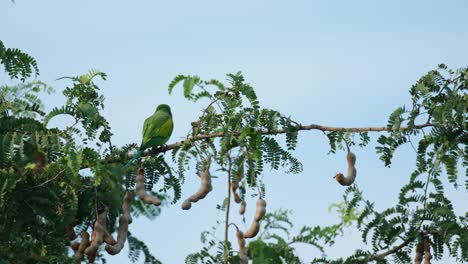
(124, 150), (143, 168)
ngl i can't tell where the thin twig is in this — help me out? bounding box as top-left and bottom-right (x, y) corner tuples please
(33, 169), (65, 188)
(224, 154), (233, 264)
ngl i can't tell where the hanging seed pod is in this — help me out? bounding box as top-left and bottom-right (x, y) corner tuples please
(244, 221), (260, 239)
(66, 226), (77, 241)
(244, 198), (267, 239)
(105, 191), (133, 255)
(236, 228), (248, 264)
(423, 239), (432, 264)
(181, 156), (212, 210)
(70, 242), (80, 252)
(85, 208), (115, 263)
(239, 201), (246, 215)
(335, 151), (357, 186)
(231, 162), (244, 204)
(136, 168), (161, 206)
(74, 231), (90, 261)
(414, 241), (424, 264)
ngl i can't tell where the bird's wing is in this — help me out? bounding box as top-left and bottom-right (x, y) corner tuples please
(141, 112), (173, 149)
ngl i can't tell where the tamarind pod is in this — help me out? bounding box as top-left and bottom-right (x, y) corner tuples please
(335, 151), (357, 186)
(414, 241), (424, 264)
(88, 253), (97, 263)
(105, 191), (133, 255)
(423, 239), (432, 264)
(239, 201), (246, 215)
(254, 198), (266, 222)
(232, 189), (242, 204)
(66, 226), (77, 241)
(74, 231), (90, 261)
(70, 242), (80, 252)
(346, 151), (356, 166)
(181, 198), (192, 210)
(122, 191), (133, 224)
(103, 230), (117, 245)
(84, 209), (110, 262)
(181, 157), (212, 209)
(136, 169), (162, 206)
(244, 220), (260, 239)
(236, 229), (248, 264)
(236, 162), (244, 182)
(189, 170), (212, 202)
(105, 213), (130, 255)
(231, 162), (244, 204)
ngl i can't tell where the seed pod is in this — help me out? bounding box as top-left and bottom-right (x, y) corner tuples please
(181, 198), (192, 210)
(254, 198), (266, 221)
(414, 241), (424, 264)
(70, 242), (80, 252)
(66, 226), (77, 241)
(105, 192), (133, 255)
(236, 228), (248, 264)
(85, 208), (113, 263)
(335, 151), (357, 186)
(136, 168), (161, 206)
(122, 191), (133, 224)
(74, 231), (90, 261)
(239, 201), (246, 215)
(244, 220), (260, 239)
(423, 239), (432, 264)
(231, 163), (244, 204)
(103, 231), (117, 246)
(232, 184), (242, 204)
(244, 198), (266, 239)
(181, 157), (212, 210)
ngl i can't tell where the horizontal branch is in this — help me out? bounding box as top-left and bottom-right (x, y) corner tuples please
(367, 238), (413, 262)
(126, 122), (432, 158)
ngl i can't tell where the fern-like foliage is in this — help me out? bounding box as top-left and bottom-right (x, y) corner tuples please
(0, 44), (163, 263)
(0, 40), (39, 81)
(186, 66), (467, 264)
(168, 72), (303, 196)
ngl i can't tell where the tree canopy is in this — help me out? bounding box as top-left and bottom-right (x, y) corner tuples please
(0, 40), (466, 264)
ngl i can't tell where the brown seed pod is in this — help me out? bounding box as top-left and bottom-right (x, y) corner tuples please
(181, 199), (192, 210)
(423, 239), (432, 264)
(136, 168), (161, 206)
(66, 226), (77, 241)
(74, 231), (90, 261)
(103, 231), (117, 246)
(236, 228), (248, 264)
(243, 220), (260, 239)
(254, 198), (266, 222)
(414, 241), (424, 264)
(181, 157), (212, 210)
(70, 242), (80, 252)
(232, 184), (242, 204)
(105, 191), (133, 255)
(122, 191), (133, 224)
(244, 198), (266, 239)
(231, 163), (244, 204)
(335, 151), (357, 186)
(239, 201), (246, 215)
(84, 208), (114, 263)
(34, 151), (46, 174)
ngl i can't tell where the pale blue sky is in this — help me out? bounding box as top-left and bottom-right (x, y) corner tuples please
(1, 1), (467, 263)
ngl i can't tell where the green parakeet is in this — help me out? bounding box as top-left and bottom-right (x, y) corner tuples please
(125, 104), (173, 167)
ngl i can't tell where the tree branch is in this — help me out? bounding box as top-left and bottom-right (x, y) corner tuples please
(97, 122), (432, 167)
(367, 238), (413, 262)
(141, 122), (432, 154)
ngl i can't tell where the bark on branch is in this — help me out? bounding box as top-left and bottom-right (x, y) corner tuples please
(134, 122), (432, 155)
(367, 238), (413, 262)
